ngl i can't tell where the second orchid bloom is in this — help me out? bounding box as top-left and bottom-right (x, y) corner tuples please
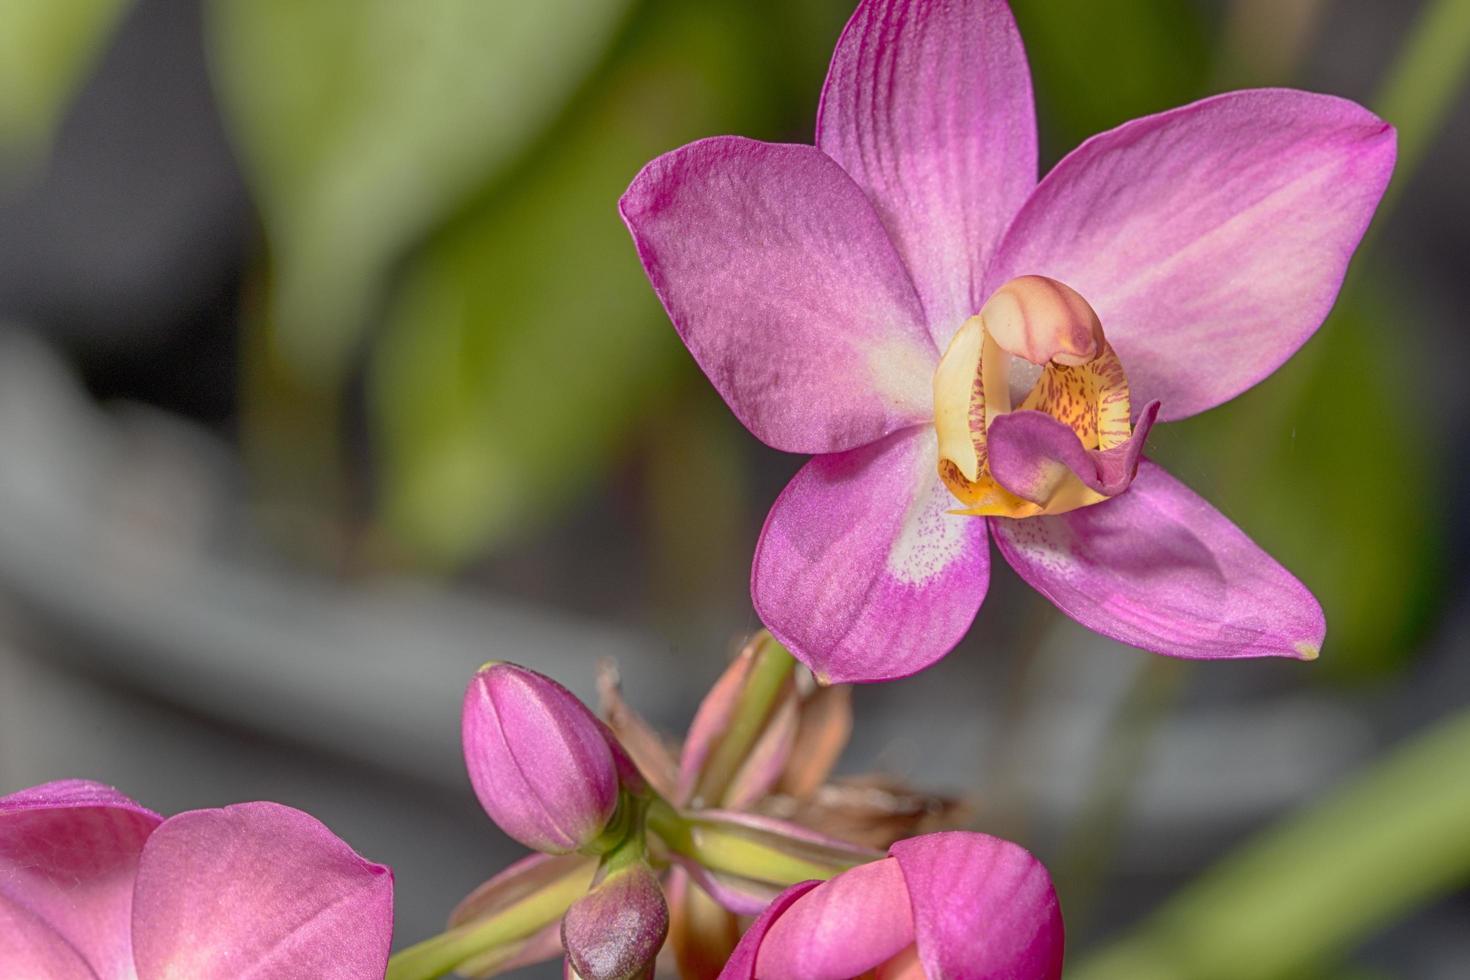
(446, 652), (1063, 979)
(621, 0), (1395, 682)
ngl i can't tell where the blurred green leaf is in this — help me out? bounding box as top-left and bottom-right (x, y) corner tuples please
(0, 0), (130, 171)
(1071, 708), (1470, 980)
(1011, 0), (1210, 152)
(1152, 288), (1445, 677)
(370, 2), (783, 564)
(207, 0), (633, 382)
(1374, 0), (1470, 211)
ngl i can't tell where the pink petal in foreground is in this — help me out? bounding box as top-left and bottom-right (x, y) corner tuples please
(753, 426), (989, 683)
(131, 803), (394, 980)
(818, 0), (1036, 346)
(0, 897), (102, 980)
(993, 460), (1326, 660)
(621, 136), (936, 456)
(986, 89), (1395, 420)
(0, 780), (161, 980)
(715, 880), (819, 980)
(891, 832), (1063, 980)
(756, 858), (915, 980)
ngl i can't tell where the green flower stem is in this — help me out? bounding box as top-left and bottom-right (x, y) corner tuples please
(693, 634), (797, 806)
(597, 795), (652, 875)
(646, 798), (866, 886)
(1069, 708), (1470, 980)
(384, 864), (589, 980)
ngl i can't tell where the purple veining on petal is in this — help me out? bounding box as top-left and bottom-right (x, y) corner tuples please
(994, 460), (1327, 660)
(621, 136), (936, 456)
(986, 88), (1395, 421)
(891, 831), (1063, 980)
(0, 780), (161, 980)
(817, 0), (1037, 346)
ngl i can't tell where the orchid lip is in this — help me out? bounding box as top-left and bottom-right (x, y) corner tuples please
(933, 275), (1147, 519)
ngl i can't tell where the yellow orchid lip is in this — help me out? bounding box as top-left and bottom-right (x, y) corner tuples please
(934, 275), (1137, 519)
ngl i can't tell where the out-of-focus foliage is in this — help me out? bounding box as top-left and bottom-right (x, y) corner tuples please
(1073, 708), (1470, 980)
(1011, 0), (1209, 150)
(1374, 0), (1470, 200)
(206, 0), (633, 381)
(0, 0), (131, 171)
(370, 2), (789, 564)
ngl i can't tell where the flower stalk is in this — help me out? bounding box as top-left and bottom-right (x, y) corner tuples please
(647, 798), (869, 887)
(385, 864), (591, 980)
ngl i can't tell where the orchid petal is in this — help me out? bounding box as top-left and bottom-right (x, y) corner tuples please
(891, 832), (1063, 980)
(131, 803), (393, 980)
(0, 780), (161, 980)
(621, 136), (935, 455)
(0, 899), (99, 980)
(755, 858), (915, 980)
(715, 880), (818, 980)
(818, 0), (1037, 346)
(993, 460), (1326, 660)
(985, 400), (1160, 506)
(986, 89), (1395, 420)
(754, 426), (988, 682)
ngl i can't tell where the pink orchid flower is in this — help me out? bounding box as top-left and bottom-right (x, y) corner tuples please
(0, 780), (394, 980)
(720, 831), (1063, 980)
(621, 0), (1395, 682)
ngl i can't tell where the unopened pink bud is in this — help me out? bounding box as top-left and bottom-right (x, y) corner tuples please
(462, 663), (620, 854)
(562, 861), (668, 980)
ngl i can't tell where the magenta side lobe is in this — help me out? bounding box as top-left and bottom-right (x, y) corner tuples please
(986, 400), (1160, 505)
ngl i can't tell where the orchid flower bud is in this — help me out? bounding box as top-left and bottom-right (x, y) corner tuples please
(561, 858), (669, 980)
(463, 663), (621, 854)
(719, 831), (1064, 980)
